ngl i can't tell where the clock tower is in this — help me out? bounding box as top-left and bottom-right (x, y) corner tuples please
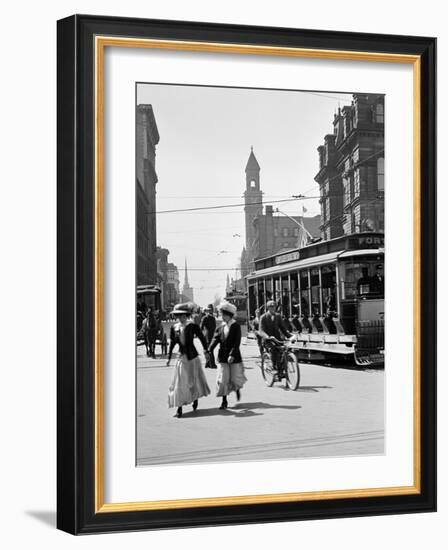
(243, 147), (263, 269)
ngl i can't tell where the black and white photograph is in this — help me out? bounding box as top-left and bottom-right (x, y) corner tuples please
(135, 83), (385, 466)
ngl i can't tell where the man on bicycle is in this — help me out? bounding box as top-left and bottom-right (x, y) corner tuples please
(259, 300), (292, 369)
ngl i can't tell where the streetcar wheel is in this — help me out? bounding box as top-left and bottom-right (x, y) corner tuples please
(285, 353), (300, 390)
(261, 352), (276, 387)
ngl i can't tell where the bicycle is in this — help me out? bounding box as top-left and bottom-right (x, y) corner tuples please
(261, 337), (301, 390)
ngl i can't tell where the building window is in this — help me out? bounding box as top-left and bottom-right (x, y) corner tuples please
(343, 177), (351, 206)
(282, 227), (288, 237)
(354, 169), (360, 197)
(353, 148), (359, 164)
(375, 103), (384, 123)
(273, 227), (278, 237)
(250, 179), (256, 188)
(293, 227), (299, 236)
(377, 157), (384, 191)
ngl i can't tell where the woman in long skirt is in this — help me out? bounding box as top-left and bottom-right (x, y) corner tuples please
(209, 300), (247, 409)
(166, 302), (211, 418)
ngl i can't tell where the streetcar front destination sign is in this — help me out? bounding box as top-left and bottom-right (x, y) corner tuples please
(274, 250), (301, 265)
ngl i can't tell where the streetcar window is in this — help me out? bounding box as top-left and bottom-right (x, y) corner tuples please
(322, 265), (337, 314)
(310, 268), (321, 316)
(281, 275), (289, 317)
(290, 272), (299, 316)
(265, 279), (273, 302)
(339, 259), (384, 300)
(256, 280), (264, 310)
(299, 270), (309, 317)
(274, 277), (282, 303)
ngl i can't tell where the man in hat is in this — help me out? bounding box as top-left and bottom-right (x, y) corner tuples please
(370, 264), (385, 296)
(200, 305), (217, 368)
(259, 300), (292, 369)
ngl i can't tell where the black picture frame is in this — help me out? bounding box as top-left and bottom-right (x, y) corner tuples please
(57, 14), (436, 535)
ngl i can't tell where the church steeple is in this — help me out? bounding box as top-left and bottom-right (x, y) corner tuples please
(182, 257), (194, 302)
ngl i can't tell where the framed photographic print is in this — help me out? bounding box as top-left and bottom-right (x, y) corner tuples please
(57, 14), (436, 534)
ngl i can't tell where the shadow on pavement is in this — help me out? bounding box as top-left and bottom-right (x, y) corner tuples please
(179, 401), (301, 418)
(233, 401), (301, 411)
(297, 385), (333, 393)
(179, 407), (263, 418)
(273, 384), (333, 393)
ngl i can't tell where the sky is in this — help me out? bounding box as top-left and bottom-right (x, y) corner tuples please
(137, 83), (353, 307)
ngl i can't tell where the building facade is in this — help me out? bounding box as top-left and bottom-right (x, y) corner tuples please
(136, 104), (160, 286)
(253, 206), (321, 259)
(241, 148), (321, 275)
(156, 246), (170, 310)
(315, 94), (385, 240)
(166, 263), (180, 309)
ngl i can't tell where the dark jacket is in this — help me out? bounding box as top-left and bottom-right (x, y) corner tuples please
(200, 314), (217, 343)
(209, 321), (242, 364)
(168, 322), (208, 361)
(259, 311), (291, 340)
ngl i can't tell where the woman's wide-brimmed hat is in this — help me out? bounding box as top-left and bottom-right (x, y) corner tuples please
(172, 302), (192, 316)
(218, 300), (237, 316)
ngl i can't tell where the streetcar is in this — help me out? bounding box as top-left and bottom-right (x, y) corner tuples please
(136, 284), (161, 312)
(224, 291), (248, 325)
(246, 232), (384, 367)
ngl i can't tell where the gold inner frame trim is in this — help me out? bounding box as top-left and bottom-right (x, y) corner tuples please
(94, 35), (422, 514)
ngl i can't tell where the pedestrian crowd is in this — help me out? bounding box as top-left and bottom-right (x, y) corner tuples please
(165, 301), (247, 418)
(139, 297), (294, 418)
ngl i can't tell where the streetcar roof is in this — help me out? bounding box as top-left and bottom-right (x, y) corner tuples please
(247, 248), (383, 280)
(136, 285), (161, 295)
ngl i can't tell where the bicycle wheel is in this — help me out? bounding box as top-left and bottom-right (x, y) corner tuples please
(261, 351), (276, 387)
(285, 352), (300, 390)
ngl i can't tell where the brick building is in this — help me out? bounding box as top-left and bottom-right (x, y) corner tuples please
(315, 94), (384, 240)
(136, 104), (160, 286)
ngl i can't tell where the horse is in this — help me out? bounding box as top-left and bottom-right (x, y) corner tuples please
(142, 312), (158, 358)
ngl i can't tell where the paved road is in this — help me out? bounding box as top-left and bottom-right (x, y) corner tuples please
(136, 337), (384, 466)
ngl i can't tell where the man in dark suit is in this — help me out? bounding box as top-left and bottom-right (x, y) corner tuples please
(259, 300), (292, 369)
(370, 264), (385, 296)
(200, 305), (217, 368)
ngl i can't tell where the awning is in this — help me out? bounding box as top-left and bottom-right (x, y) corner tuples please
(247, 250), (340, 280)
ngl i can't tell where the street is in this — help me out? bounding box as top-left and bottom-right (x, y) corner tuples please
(136, 333), (384, 466)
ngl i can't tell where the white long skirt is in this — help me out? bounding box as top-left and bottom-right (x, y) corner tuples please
(168, 355), (211, 408)
(216, 362), (247, 397)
